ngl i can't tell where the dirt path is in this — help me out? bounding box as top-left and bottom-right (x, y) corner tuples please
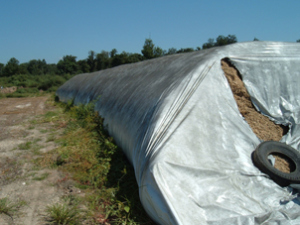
(0, 96), (69, 225)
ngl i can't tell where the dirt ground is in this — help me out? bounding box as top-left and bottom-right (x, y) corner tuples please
(0, 86), (17, 94)
(0, 96), (78, 225)
(221, 59), (291, 173)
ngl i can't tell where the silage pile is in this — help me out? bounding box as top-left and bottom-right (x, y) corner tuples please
(222, 59), (291, 173)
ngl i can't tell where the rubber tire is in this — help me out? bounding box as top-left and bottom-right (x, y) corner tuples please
(252, 141), (300, 187)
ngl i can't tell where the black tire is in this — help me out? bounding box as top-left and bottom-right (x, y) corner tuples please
(252, 141), (300, 187)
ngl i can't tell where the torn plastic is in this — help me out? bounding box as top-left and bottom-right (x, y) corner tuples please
(56, 42), (300, 225)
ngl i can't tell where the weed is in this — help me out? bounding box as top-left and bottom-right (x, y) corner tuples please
(0, 158), (22, 185)
(18, 141), (32, 150)
(33, 152), (56, 169)
(30, 119), (38, 125)
(28, 172), (37, 177)
(45, 111), (58, 118)
(32, 145), (42, 155)
(33, 138), (42, 143)
(0, 197), (26, 219)
(42, 111), (61, 123)
(32, 172), (49, 181)
(44, 201), (83, 225)
(47, 135), (55, 142)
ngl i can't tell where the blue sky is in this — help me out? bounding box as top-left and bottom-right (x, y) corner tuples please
(1, 1), (299, 64)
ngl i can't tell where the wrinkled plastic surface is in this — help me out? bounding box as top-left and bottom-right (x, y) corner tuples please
(56, 42), (300, 225)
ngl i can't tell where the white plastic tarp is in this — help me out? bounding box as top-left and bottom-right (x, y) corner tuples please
(56, 42), (300, 225)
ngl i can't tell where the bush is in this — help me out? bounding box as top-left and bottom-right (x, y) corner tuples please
(16, 88), (39, 94)
(0, 73), (70, 95)
(38, 75), (67, 91)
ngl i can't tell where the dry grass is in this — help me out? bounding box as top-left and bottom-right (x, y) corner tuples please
(0, 157), (22, 186)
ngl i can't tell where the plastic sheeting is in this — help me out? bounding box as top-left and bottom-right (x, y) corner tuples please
(56, 42), (300, 225)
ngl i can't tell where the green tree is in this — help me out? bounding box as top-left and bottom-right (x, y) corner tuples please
(27, 59), (47, 75)
(0, 63), (4, 77)
(153, 45), (163, 58)
(57, 55), (79, 75)
(166, 48), (177, 55)
(77, 60), (90, 73)
(253, 37), (259, 41)
(142, 38), (155, 59)
(111, 51), (129, 67)
(46, 64), (57, 75)
(297, 39), (300, 43)
(111, 52), (143, 68)
(225, 35), (237, 44)
(127, 53), (143, 63)
(202, 38), (215, 49)
(87, 51), (96, 72)
(96, 51), (110, 70)
(176, 48), (194, 53)
(202, 35), (237, 49)
(141, 38), (163, 59)
(110, 48), (117, 58)
(19, 63), (28, 74)
(215, 35), (237, 46)
(3, 57), (19, 76)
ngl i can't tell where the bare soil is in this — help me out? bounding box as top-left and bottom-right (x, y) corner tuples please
(221, 59), (290, 173)
(0, 96), (79, 225)
(0, 87), (17, 94)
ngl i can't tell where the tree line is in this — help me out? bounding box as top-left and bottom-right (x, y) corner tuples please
(0, 34), (237, 77)
(1, 35), (299, 78)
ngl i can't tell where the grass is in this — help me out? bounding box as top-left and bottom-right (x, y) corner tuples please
(47, 135), (55, 142)
(44, 201), (83, 225)
(34, 96), (154, 224)
(0, 197), (26, 219)
(34, 138), (42, 143)
(32, 172), (50, 181)
(0, 158), (22, 185)
(30, 119), (38, 125)
(18, 141), (32, 150)
(17, 138), (44, 154)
